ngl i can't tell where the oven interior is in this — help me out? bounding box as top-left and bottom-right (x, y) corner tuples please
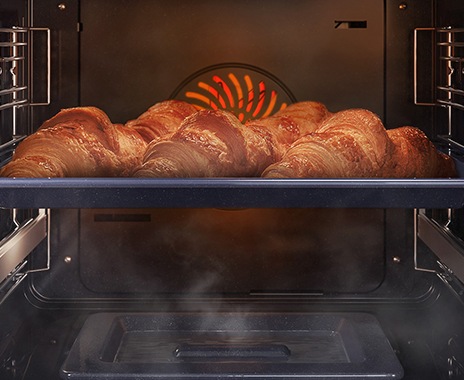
(2, 0), (464, 379)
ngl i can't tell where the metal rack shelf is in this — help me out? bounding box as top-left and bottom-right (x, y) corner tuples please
(0, 209), (48, 303)
(0, 26), (50, 135)
(415, 27), (464, 117)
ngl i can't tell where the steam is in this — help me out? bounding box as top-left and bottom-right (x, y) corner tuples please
(34, 208), (386, 307)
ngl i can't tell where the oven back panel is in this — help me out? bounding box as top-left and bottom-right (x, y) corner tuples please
(35, 209), (386, 297)
(27, 0), (442, 144)
(25, 208), (431, 308)
(33, 0), (385, 124)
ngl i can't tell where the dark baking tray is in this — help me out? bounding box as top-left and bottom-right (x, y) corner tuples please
(60, 312), (403, 379)
(0, 177), (464, 208)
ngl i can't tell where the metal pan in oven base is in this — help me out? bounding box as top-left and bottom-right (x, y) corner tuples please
(60, 312), (404, 379)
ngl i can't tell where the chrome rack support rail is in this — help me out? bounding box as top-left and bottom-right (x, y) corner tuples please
(0, 210), (47, 286)
(435, 27), (464, 116)
(0, 27), (28, 113)
(28, 27), (51, 107)
(0, 26), (51, 110)
(413, 27), (436, 107)
(0, 26), (50, 146)
(0, 25), (51, 301)
(414, 26), (464, 295)
(414, 27), (464, 106)
(416, 209), (464, 298)
(0, 260), (28, 306)
(414, 27), (464, 138)
(414, 209), (437, 275)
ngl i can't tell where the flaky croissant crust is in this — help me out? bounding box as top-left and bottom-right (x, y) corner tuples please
(262, 109), (456, 178)
(133, 101), (330, 177)
(0, 100), (456, 179)
(0, 100), (196, 177)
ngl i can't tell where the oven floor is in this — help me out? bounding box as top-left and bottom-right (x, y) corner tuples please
(0, 307), (462, 380)
(2, 281), (464, 380)
(60, 312), (403, 379)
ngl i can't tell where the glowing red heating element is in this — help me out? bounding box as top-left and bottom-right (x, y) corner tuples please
(184, 73), (288, 122)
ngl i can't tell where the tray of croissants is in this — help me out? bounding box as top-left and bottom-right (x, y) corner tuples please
(0, 99), (463, 209)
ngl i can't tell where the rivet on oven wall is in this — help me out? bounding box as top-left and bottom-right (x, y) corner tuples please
(58, 3), (66, 11)
(64, 256), (72, 264)
(393, 256), (401, 264)
(398, 2), (407, 10)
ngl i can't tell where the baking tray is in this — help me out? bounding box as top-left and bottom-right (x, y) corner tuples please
(60, 312), (403, 379)
(0, 177), (464, 208)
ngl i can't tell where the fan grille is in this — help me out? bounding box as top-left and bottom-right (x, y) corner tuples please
(171, 64), (296, 122)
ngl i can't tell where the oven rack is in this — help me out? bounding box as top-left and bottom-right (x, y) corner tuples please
(416, 209), (464, 295)
(436, 27), (464, 117)
(0, 209), (48, 302)
(0, 177), (463, 209)
(0, 27), (28, 113)
(0, 26), (50, 143)
(415, 27), (464, 135)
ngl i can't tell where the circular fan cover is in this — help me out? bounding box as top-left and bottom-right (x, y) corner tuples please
(171, 64), (296, 122)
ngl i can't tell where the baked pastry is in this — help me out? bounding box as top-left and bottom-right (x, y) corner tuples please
(134, 101), (330, 177)
(0, 100), (196, 177)
(245, 101), (331, 160)
(125, 100), (197, 143)
(386, 126), (456, 178)
(262, 109), (456, 178)
(2, 100), (454, 179)
(262, 109), (393, 178)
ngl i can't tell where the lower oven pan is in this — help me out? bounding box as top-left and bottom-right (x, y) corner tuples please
(60, 312), (403, 379)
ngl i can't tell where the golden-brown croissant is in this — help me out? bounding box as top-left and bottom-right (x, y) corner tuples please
(125, 100), (197, 143)
(0, 100), (196, 177)
(245, 101), (332, 160)
(262, 109), (456, 178)
(134, 101), (330, 177)
(262, 109), (393, 178)
(385, 126), (456, 178)
(0, 107), (137, 177)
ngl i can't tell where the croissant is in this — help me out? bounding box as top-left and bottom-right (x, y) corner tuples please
(262, 109), (393, 178)
(125, 100), (197, 143)
(134, 101), (330, 177)
(262, 109), (456, 178)
(245, 101), (332, 160)
(0, 100), (196, 177)
(386, 126), (456, 178)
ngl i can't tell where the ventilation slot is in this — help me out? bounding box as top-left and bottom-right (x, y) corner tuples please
(334, 21), (368, 29)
